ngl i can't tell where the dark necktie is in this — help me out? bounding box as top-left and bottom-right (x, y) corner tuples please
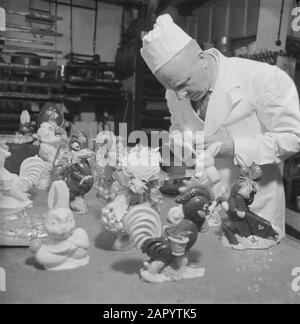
(191, 91), (212, 121)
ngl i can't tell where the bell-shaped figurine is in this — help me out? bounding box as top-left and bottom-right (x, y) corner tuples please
(13, 110), (36, 144)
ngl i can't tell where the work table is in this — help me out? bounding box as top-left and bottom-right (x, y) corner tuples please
(1, 189), (300, 304)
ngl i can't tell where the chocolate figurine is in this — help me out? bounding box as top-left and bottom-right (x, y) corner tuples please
(53, 132), (94, 214)
(136, 186), (211, 283)
(30, 180), (89, 270)
(0, 143), (46, 245)
(167, 142), (226, 227)
(220, 163), (282, 250)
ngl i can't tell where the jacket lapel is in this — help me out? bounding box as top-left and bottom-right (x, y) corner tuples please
(204, 50), (244, 136)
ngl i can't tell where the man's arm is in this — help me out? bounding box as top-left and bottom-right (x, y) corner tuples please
(166, 90), (195, 166)
(233, 67), (300, 165)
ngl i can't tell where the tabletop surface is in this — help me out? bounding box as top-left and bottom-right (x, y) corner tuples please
(1, 189), (300, 304)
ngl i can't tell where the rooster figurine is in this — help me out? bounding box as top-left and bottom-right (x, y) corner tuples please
(124, 184), (211, 283)
(0, 142), (45, 245)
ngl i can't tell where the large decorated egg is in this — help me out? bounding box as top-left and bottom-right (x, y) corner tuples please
(65, 160), (94, 201)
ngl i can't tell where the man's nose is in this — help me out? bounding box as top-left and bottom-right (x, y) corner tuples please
(176, 90), (188, 100)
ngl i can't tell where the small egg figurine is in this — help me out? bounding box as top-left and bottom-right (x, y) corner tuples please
(30, 180), (89, 270)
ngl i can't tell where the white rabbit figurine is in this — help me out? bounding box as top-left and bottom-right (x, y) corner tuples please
(30, 180), (89, 271)
(194, 142), (225, 198)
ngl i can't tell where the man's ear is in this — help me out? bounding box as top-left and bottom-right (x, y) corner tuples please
(198, 51), (205, 59)
(198, 52), (208, 69)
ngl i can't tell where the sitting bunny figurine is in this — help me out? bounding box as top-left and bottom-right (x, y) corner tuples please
(30, 180), (89, 270)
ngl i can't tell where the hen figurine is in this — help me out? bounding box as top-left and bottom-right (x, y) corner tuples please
(30, 180), (89, 270)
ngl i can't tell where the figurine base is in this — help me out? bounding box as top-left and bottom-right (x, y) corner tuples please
(70, 196), (88, 214)
(45, 255), (90, 271)
(0, 211), (47, 246)
(140, 264), (205, 283)
(220, 229), (282, 250)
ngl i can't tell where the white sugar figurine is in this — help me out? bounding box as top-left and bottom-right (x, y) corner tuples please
(30, 180), (89, 270)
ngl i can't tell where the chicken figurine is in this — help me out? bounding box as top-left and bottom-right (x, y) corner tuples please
(30, 180), (89, 270)
(126, 185), (211, 283)
(0, 142), (45, 245)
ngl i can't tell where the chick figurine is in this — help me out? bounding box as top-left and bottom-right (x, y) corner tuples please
(30, 180), (89, 270)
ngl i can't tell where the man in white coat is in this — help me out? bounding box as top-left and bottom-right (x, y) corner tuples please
(140, 14), (300, 239)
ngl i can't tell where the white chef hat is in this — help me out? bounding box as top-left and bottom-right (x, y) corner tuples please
(140, 14), (192, 74)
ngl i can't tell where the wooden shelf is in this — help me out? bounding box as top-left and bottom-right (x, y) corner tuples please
(6, 9), (63, 21)
(5, 23), (63, 37)
(0, 91), (65, 101)
(0, 80), (62, 88)
(0, 45), (62, 55)
(0, 63), (57, 72)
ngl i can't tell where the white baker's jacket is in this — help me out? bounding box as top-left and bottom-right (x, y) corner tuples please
(166, 48), (300, 234)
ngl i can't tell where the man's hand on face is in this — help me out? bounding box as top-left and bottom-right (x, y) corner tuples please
(194, 134), (234, 158)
